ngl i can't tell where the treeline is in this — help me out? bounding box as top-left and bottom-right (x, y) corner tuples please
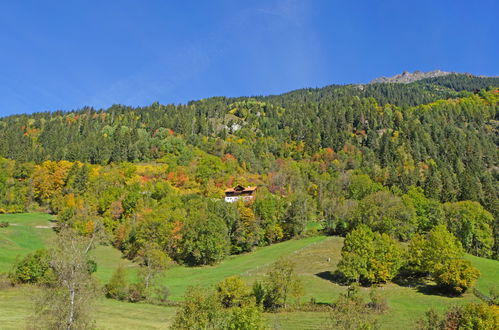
(263, 74), (499, 106)
(419, 74), (499, 92)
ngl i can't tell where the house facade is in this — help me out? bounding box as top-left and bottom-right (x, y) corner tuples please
(224, 185), (257, 203)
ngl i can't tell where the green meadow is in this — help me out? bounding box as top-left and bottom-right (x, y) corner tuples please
(0, 213), (498, 329)
(0, 213), (55, 272)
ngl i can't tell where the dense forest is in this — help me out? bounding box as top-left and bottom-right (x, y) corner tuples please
(0, 74), (498, 266)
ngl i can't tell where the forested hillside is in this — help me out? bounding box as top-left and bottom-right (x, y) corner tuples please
(0, 74), (498, 265)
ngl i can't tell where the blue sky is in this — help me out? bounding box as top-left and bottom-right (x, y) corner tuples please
(0, 0), (497, 116)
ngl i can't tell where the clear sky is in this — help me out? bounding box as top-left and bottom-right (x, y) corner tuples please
(0, 0), (497, 116)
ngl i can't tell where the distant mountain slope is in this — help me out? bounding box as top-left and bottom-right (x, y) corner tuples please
(261, 73), (499, 107)
(419, 73), (499, 91)
(0, 74), (497, 236)
(370, 70), (454, 84)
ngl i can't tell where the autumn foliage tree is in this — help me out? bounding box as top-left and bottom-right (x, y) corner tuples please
(337, 225), (403, 284)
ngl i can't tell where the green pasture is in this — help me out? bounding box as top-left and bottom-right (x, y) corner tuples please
(0, 213), (498, 329)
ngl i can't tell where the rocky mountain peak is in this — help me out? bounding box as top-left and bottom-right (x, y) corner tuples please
(370, 70), (457, 84)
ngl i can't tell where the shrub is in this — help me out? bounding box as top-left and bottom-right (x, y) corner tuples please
(105, 265), (129, 300)
(149, 284), (171, 304)
(489, 286), (499, 305)
(417, 303), (499, 330)
(434, 259), (480, 294)
(368, 286), (389, 313)
(217, 276), (251, 308)
(327, 284), (380, 329)
(252, 281), (266, 307)
(9, 249), (53, 284)
(172, 285), (265, 330)
(86, 259), (97, 274)
(0, 221), (9, 228)
(227, 303), (265, 330)
(453, 303), (499, 329)
(171, 286), (225, 330)
(128, 283), (146, 303)
(252, 258), (303, 311)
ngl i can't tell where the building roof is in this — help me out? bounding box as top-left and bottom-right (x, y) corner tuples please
(224, 185), (257, 193)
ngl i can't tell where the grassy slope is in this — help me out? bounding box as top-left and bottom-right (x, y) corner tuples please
(0, 213), (136, 283)
(0, 287), (175, 330)
(0, 213), (55, 272)
(465, 254), (498, 293)
(0, 215), (325, 329)
(246, 237), (499, 329)
(161, 235), (326, 300)
(1, 214), (498, 329)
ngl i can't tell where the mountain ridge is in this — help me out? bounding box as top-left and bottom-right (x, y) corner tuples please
(370, 70), (457, 84)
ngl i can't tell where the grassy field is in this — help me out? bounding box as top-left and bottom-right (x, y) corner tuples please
(0, 213), (55, 273)
(1, 213), (498, 329)
(239, 236), (498, 329)
(0, 213), (136, 283)
(0, 287), (176, 330)
(160, 235), (326, 300)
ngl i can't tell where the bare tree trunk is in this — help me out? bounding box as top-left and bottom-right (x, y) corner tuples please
(67, 286), (75, 330)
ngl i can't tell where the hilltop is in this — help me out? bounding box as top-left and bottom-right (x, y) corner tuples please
(370, 70), (455, 84)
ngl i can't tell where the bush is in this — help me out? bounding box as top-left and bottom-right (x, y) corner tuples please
(252, 258), (303, 311)
(128, 283), (146, 303)
(9, 249), (53, 284)
(327, 284), (380, 329)
(417, 303), (499, 330)
(217, 276), (251, 308)
(172, 285), (265, 330)
(227, 303), (265, 330)
(489, 286), (499, 305)
(368, 286), (389, 313)
(105, 265), (150, 302)
(105, 265), (129, 300)
(434, 259), (480, 294)
(86, 259), (97, 274)
(453, 303), (499, 329)
(148, 285), (171, 304)
(252, 281), (266, 307)
(171, 286), (225, 330)
(0, 221), (9, 228)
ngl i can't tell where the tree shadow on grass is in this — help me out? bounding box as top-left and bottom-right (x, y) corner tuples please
(393, 276), (458, 297)
(392, 275), (427, 288)
(415, 284), (451, 297)
(315, 271), (350, 286)
(315, 271), (461, 298)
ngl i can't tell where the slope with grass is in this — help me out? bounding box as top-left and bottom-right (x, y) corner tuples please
(0, 286), (175, 330)
(0, 213), (55, 273)
(160, 235), (327, 300)
(0, 213), (136, 283)
(243, 236), (499, 329)
(0, 214), (498, 329)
